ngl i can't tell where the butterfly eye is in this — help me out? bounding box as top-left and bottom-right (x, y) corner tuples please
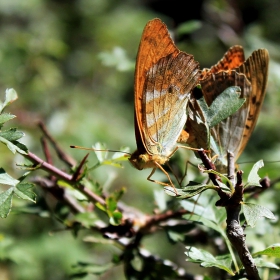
(192, 86), (203, 100)
(168, 85), (175, 94)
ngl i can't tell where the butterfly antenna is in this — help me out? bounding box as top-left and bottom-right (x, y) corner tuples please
(70, 145), (131, 155)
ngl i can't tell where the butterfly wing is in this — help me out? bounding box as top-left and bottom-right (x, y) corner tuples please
(200, 45), (245, 79)
(134, 18), (179, 152)
(143, 52), (200, 156)
(233, 49), (269, 159)
(200, 48), (269, 171)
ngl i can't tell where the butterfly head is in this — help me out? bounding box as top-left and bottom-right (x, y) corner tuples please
(129, 149), (168, 170)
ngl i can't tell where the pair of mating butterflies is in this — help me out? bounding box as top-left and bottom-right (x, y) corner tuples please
(129, 18), (269, 188)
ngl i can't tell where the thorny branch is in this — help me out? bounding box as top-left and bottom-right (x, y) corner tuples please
(198, 150), (261, 279)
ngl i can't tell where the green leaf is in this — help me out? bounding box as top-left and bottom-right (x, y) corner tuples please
(93, 142), (108, 162)
(184, 213), (222, 234)
(254, 244), (280, 258)
(110, 211), (122, 225)
(0, 168), (19, 186)
(185, 247), (234, 275)
(101, 160), (124, 168)
(0, 136), (28, 155)
(165, 182), (216, 199)
(253, 257), (279, 269)
(71, 261), (114, 277)
(0, 88), (18, 113)
(111, 147), (130, 161)
(0, 128), (25, 141)
(14, 183), (36, 203)
(207, 86), (246, 127)
(0, 113), (16, 125)
(154, 189), (167, 211)
(74, 212), (99, 228)
(0, 187), (14, 218)
(181, 200), (216, 222)
(95, 202), (106, 212)
(245, 160), (264, 188)
(106, 196), (117, 213)
(242, 203), (276, 227)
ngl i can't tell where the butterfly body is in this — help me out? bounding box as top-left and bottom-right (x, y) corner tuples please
(129, 18), (200, 186)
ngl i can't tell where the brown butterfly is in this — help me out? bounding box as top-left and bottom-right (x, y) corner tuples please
(128, 18), (200, 188)
(199, 45), (269, 171)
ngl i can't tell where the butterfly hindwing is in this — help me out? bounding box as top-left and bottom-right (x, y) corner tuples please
(143, 52), (200, 156)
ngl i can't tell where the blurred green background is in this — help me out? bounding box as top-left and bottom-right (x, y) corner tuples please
(1, 0), (280, 279)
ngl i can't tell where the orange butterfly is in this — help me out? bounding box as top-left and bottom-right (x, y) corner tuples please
(129, 18), (200, 188)
(199, 45), (269, 171)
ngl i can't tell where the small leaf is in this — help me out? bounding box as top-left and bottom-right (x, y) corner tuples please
(102, 160), (124, 168)
(111, 147), (130, 160)
(75, 212), (99, 228)
(181, 200), (216, 222)
(110, 211), (122, 225)
(242, 203), (276, 227)
(93, 142), (108, 162)
(254, 244), (280, 258)
(253, 257), (279, 269)
(106, 196), (117, 213)
(183, 213), (222, 234)
(0, 168), (19, 186)
(245, 160), (264, 188)
(0, 187), (14, 218)
(154, 189), (167, 211)
(0, 113), (16, 125)
(0, 128), (25, 141)
(70, 261), (114, 277)
(207, 86), (245, 127)
(167, 182), (215, 199)
(0, 136), (28, 155)
(185, 247), (234, 275)
(14, 183), (36, 203)
(95, 202), (106, 212)
(0, 88), (18, 112)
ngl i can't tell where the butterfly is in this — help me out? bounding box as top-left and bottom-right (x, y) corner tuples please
(128, 18), (200, 188)
(199, 45), (269, 171)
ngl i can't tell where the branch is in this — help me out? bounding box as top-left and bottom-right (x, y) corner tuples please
(32, 176), (85, 214)
(225, 163), (260, 279)
(38, 121), (76, 167)
(24, 151), (106, 206)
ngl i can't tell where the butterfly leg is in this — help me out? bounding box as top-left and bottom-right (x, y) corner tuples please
(147, 163), (178, 195)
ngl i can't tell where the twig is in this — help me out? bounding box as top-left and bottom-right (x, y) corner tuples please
(225, 161), (260, 279)
(227, 151), (235, 185)
(72, 153), (89, 182)
(197, 149), (231, 203)
(226, 203), (260, 279)
(38, 121), (76, 167)
(32, 176), (85, 214)
(24, 151), (106, 206)
(41, 137), (53, 165)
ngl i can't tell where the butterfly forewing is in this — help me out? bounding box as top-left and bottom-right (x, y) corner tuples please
(143, 52), (200, 156)
(200, 45), (245, 79)
(233, 49), (269, 158)
(134, 19), (180, 150)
